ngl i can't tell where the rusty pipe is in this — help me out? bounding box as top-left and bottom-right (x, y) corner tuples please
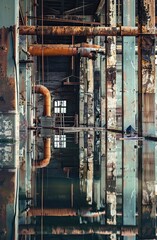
(33, 138), (51, 168)
(29, 44), (78, 56)
(28, 44), (104, 59)
(33, 85), (51, 168)
(34, 84), (51, 116)
(19, 25), (140, 36)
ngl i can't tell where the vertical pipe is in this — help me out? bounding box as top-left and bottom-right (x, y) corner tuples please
(71, 36), (75, 75)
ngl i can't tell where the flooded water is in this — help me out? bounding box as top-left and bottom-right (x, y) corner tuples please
(15, 130), (157, 239)
(0, 81), (156, 239)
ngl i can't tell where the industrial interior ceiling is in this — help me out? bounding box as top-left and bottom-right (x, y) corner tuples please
(1, 0), (157, 239)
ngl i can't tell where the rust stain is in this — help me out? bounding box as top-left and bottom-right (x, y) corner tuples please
(0, 77), (16, 111)
(0, 171), (15, 237)
(0, 27), (16, 111)
(138, 0), (150, 25)
(0, 28), (9, 78)
(141, 36), (155, 93)
(106, 67), (116, 82)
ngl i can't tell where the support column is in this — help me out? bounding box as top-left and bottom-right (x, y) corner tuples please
(123, 0), (136, 130)
(106, 0), (117, 130)
(122, 3), (137, 240)
(0, 0), (19, 239)
(138, 1), (156, 239)
(138, 0), (156, 137)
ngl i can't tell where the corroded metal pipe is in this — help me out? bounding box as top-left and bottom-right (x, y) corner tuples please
(33, 85), (51, 168)
(20, 25), (141, 36)
(29, 44), (78, 56)
(34, 85), (51, 116)
(28, 43), (104, 59)
(33, 138), (51, 168)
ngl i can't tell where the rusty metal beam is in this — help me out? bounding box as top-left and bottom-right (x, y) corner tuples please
(19, 26), (141, 36)
(63, 4), (93, 15)
(96, 0), (105, 15)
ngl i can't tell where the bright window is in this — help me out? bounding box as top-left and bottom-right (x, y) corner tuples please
(54, 100), (66, 114)
(54, 135), (66, 148)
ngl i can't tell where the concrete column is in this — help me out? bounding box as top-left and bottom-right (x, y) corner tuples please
(123, 0), (136, 130)
(123, 3), (137, 240)
(106, 0), (117, 129)
(138, 0), (156, 136)
(0, 1), (19, 239)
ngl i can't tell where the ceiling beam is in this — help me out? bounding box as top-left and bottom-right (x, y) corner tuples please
(96, 0), (105, 15)
(64, 3), (93, 15)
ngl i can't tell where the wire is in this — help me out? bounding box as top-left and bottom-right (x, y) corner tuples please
(41, 2), (44, 239)
(83, 0), (85, 26)
(10, 27), (19, 108)
(42, 0), (44, 85)
(11, 168), (19, 240)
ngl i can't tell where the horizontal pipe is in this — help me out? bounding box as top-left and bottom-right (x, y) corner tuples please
(28, 43), (104, 58)
(20, 26), (140, 36)
(34, 85), (51, 116)
(33, 138), (51, 168)
(29, 44), (78, 56)
(19, 25), (157, 36)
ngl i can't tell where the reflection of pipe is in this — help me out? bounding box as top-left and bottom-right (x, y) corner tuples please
(28, 44), (104, 59)
(34, 85), (51, 117)
(19, 224), (138, 236)
(27, 207), (105, 217)
(33, 138), (51, 168)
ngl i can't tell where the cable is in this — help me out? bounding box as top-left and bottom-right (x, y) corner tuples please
(41, 1), (44, 239)
(41, 0), (44, 85)
(10, 27), (19, 108)
(11, 168), (19, 240)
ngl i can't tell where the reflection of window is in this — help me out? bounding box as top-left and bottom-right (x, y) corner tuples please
(54, 100), (66, 114)
(54, 135), (66, 148)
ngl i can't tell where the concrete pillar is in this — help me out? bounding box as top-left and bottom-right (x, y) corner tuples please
(123, 3), (137, 240)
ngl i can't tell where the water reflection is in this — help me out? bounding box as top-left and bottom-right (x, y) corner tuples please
(1, 127), (157, 239)
(21, 129), (157, 239)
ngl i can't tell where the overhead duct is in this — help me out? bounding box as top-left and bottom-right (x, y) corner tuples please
(33, 85), (51, 168)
